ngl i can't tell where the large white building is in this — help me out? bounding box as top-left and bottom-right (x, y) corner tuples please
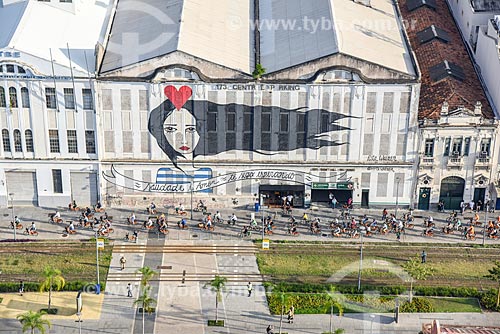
(400, 0), (499, 210)
(447, 0), (500, 116)
(96, 0), (421, 209)
(0, 0), (111, 207)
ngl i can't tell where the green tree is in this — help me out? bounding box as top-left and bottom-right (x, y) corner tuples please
(401, 256), (434, 302)
(252, 64), (266, 80)
(17, 310), (51, 334)
(134, 286), (157, 334)
(484, 260), (500, 308)
(39, 266), (65, 311)
(203, 275), (227, 322)
(136, 266), (157, 287)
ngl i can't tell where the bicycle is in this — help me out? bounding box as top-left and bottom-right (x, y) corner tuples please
(23, 228), (38, 236)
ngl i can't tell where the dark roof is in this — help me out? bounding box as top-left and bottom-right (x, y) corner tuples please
(398, 0), (494, 119)
(429, 60), (465, 82)
(407, 0), (436, 12)
(416, 25), (450, 44)
(471, 0), (500, 12)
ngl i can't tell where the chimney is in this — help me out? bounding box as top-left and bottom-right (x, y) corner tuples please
(440, 101), (449, 116)
(353, 0), (371, 7)
(474, 101), (482, 116)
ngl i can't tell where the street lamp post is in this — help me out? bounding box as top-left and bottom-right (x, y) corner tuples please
(95, 230), (100, 295)
(190, 179), (194, 220)
(395, 177), (401, 219)
(483, 205), (488, 246)
(76, 312), (82, 334)
(9, 193), (16, 241)
(357, 231), (363, 291)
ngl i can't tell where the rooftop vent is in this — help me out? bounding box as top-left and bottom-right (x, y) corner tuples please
(416, 25), (450, 44)
(407, 0), (436, 12)
(353, 0), (371, 7)
(429, 60), (465, 82)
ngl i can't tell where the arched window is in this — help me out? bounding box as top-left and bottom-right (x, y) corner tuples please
(0, 87), (5, 108)
(25, 129), (34, 152)
(9, 87), (17, 108)
(2, 129), (11, 152)
(21, 87), (30, 108)
(13, 129), (22, 152)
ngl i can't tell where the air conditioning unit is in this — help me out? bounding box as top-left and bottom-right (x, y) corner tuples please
(481, 151), (488, 156)
(452, 151), (460, 156)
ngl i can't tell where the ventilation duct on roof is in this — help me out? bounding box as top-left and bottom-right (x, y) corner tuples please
(353, 0), (371, 7)
(429, 60), (466, 82)
(416, 25), (450, 44)
(407, 0), (437, 12)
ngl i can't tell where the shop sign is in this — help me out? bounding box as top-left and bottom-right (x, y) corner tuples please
(312, 182), (353, 190)
(262, 239), (270, 250)
(337, 183), (353, 189)
(312, 183), (329, 189)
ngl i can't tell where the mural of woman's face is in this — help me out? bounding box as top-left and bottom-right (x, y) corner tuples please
(163, 108), (199, 154)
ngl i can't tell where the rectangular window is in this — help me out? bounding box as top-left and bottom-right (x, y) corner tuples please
(261, 112), (271, 151)
(82, 89), (93, 110)
(52, 169), (63, 193)
(141, 132), (149, 153)
(444, 138), (451, 156)
(85, 130), (96, 154)
(243, 111), (253, 151)
(280, 113), (289, 132)
(207, 112), (217, 131)
(139, 90), (148, 111)
(320, 112), (329, 133)
(64, 88), (75, 109)
(464, 137), (471, 156)
(226, 112), (236, 131)
(104, 131), (114, 153)
(2, 130), (10, 152)
(424, 139), (434, 157)
(49, 129), (60, 153)
(451, 138), (463, 156)
(296, 113), (306, 148)
(366, 92), (377, 113)
(243, 111), (252, 132)
(101, 89), (113, 110)
(480, 138), (491, 156)
(123, 131), (133, 153)
(120, 89), (131, 110)
(45, 88), (57, 109)
(383, 92), (394, 113)
(67, 130), (78, 153)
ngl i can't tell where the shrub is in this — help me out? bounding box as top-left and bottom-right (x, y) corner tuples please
(480, 289), (500, 311)
(400, 297), (434, 313)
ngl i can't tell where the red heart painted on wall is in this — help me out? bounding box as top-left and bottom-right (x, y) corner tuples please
(164, 85), (192, 110)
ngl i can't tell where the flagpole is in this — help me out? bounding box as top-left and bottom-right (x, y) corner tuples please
(66, 43), (78, 112)
(49, 48), (60, 112)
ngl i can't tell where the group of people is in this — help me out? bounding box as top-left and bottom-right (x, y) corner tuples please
(459, 199), (495, 214)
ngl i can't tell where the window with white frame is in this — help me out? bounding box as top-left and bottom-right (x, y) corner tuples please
(424, 139), (434, 157)
(45, 88), (57, 109)
(64, 88), (75, 109)
(451, 138), (463, 156)
(49, 129), (60, 153)
(25, 129), (34, 152)
(13, 129), (22, 152)
(0, 87), (5, 108)
(67, 130), (78, 153)
(9, 87), (17, 108)
(480, 138), (491, 156)
(82, 89), (93, 110)
(85, 130), (96, 154)
(21, 87), (30, 108)
(2, 129), (10, 152)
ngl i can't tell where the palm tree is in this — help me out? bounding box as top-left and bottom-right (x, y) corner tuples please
(203, 275), (227, 322)
(17, 310), (51, 334)
(252, 63), (266, 80)
(484, 260), (500, 308)
(401, 256), (434, 302)
(134, 286), (157, 334)
(136, 266), (157, 287)
(39, 266), (65, 312)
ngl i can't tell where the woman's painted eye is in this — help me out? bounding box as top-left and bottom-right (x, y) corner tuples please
(185, 126), (196, 133)
(164, 126), (176, 133)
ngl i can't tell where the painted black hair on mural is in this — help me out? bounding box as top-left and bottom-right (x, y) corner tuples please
(148, 98), (354, 168)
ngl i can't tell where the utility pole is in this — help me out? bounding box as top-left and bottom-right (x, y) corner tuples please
(9, 193), (16, 241)
(95, 230), (100, 295)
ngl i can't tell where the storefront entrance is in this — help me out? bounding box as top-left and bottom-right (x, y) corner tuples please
(259, 185), (304, 208)
(439, 176), (465, 210)
(310, 182), (354, 206)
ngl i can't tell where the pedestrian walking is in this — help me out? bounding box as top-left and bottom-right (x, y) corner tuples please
(460, 200), (465, 215)
(332, 196), (337, 210)
(127, 283), (133, 297)
(120, 256), (127, 270)
(19, 280), (24, 296)
(287, 305), (295, 323)
(247, 282), (253, 297)
(266, 325), (274, 334)
(421, 250), (427, 264)
(469, 200), (475, 212)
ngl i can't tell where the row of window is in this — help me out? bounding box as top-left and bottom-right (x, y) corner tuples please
(0, 87), (94, 110)
(48, 130), (96, 154)
(2, 129), (33, 152)
(2, 129), (95, 154)
(45, 88), (94, 110)
(424, 138), (491, 157)
(0, 87), (30, 108)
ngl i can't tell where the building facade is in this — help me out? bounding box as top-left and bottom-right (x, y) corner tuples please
(96, 0), (420, 209)
(0, 0), (110, 207)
